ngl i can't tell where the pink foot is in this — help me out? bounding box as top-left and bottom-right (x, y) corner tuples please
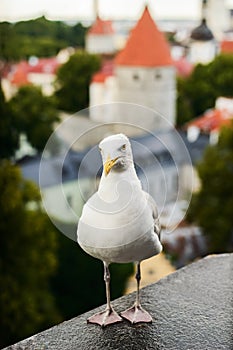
(121, 304), (152, 324)
(87, 308), (123, 327)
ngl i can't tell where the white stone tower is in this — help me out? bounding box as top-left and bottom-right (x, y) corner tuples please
(85, 0), (115, 55)
(189, 0), (217, 64)
(114, 6), (176, 129)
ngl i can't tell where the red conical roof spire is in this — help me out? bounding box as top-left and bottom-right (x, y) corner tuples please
(88, 16), (114, 35)
(116, 6), (172, 67)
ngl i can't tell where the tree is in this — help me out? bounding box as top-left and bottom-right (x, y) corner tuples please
(8, 85), (59, 152)
(0, 22), (21, 63)
(0, 161), (60, 348)
(0, 82), (19, 159)
(176, 76), (195, 126)
(51, 223), (134, 320)
(0, 22), (22, 79)
(188, 125), (233, 253)
(68, 23), (87, 47)
(0, 18), (87, 63)
(55, 51), (101, 112)
(177, 54), (233, 127)
(0, 161), (133, 348)
(17, 36), (66, 58)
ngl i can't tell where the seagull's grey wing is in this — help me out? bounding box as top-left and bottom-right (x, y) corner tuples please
(143, 191), (161, 240)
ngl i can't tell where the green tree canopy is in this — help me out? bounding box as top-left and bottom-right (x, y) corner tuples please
(0, 161), (60, 348)
(0, 22), (21, 64)
(55, 51), (101, 113)
(0, 83), (19, 159)
(177, 54), (233, 126)
(188, 125), (233, 253)
(0, 18), (87, 62)
(8, 85), (59, 152)
(0, 161), (133, 348)
(51, 228), (134, 321)
(68, 23), (87, 48)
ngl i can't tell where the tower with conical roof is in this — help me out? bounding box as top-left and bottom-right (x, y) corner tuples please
(85, 0), (115, 55)
(189, 0), (216, 64)
(114, 6), (176, 128)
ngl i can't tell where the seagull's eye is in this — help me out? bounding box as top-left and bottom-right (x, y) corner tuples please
(121, 144), (126, 151)
(99, 147), (102, 153)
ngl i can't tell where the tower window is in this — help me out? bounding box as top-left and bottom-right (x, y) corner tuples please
(155, 72), (162, 79)
(133, 73), (139, 80)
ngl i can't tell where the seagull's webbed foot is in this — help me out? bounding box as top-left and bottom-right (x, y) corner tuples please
(121, 304), (152, 324)
(87, 307), (123, 327)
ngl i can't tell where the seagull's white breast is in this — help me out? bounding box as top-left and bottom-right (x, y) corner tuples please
(78, 187), (153, 247)
(77, 164), (162, 263)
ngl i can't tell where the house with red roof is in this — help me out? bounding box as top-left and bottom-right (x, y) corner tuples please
(86, 15), (116, 55)
(220, 39), (233, 54)
(89, 6), (176, 129)
(3, 47), (75, 99)
(186, 97), (233, 144)
(173, 56), (193, 78)
(3, 56), (60, 99)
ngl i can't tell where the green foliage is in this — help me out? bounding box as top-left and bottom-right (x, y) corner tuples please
(0, 162), (133, 347)
(68, 23), (88, 48)
(51, 232), (105, 319)
(18, 36), (66, 58)
(0, 83), (19, 159)
(0, 161), (60, 348)
(14, 16), (59, 38)
(177, 54), (233, 126)
(0, 17), (87, 61)
(188, 125), (233, 253)
(176, 77), (194, 126)
(8, 85), (59, 151)
(165, 31), (176, 43)
(55, 51), (101, 112)
(51, 224), (134, 319)
(109, 262), (134, 299)
(0, 22), (21, 63)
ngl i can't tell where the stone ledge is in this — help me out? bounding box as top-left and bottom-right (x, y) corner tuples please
(4, 254), (233, 350)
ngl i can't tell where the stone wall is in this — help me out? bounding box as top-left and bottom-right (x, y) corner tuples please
(4, 254), (233, 350)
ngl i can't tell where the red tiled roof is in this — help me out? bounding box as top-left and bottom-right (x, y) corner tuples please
(220, 40), (233, 53)
(92, 59), (114, 83)
(174, 57), (193, 77)
(92, 72), (108, 83)
(28, 57), (59, 74)
(9, 57), (59, 86)
(115, 6), (172, 67)
(187, 109), (233, 132)
(10, 62), (30, 86)
(88, 16), (114, 35)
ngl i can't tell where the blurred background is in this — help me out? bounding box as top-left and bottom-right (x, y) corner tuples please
(1, 0), (233, 347)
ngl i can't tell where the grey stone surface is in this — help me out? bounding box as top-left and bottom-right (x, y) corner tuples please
(4, 254), (233, 350)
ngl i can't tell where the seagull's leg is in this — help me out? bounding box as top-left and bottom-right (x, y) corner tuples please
(135, 262), (141, 307)
(87, 261), (122, 327)
(121, 262), (152, 324)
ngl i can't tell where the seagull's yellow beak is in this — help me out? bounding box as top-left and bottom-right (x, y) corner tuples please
(104, 156), (119, 176)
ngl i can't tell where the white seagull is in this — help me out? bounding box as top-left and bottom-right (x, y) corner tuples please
(77, 134), (162, 327)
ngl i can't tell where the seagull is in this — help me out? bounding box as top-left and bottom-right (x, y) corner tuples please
(77, 133), (162, 327)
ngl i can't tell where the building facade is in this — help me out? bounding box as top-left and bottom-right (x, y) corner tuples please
(89, 6), (176, 130)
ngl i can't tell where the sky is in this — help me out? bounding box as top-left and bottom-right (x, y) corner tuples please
(1, 0), (233, 22)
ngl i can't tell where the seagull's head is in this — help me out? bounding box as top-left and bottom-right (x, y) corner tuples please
(99, 134), (133, 176)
